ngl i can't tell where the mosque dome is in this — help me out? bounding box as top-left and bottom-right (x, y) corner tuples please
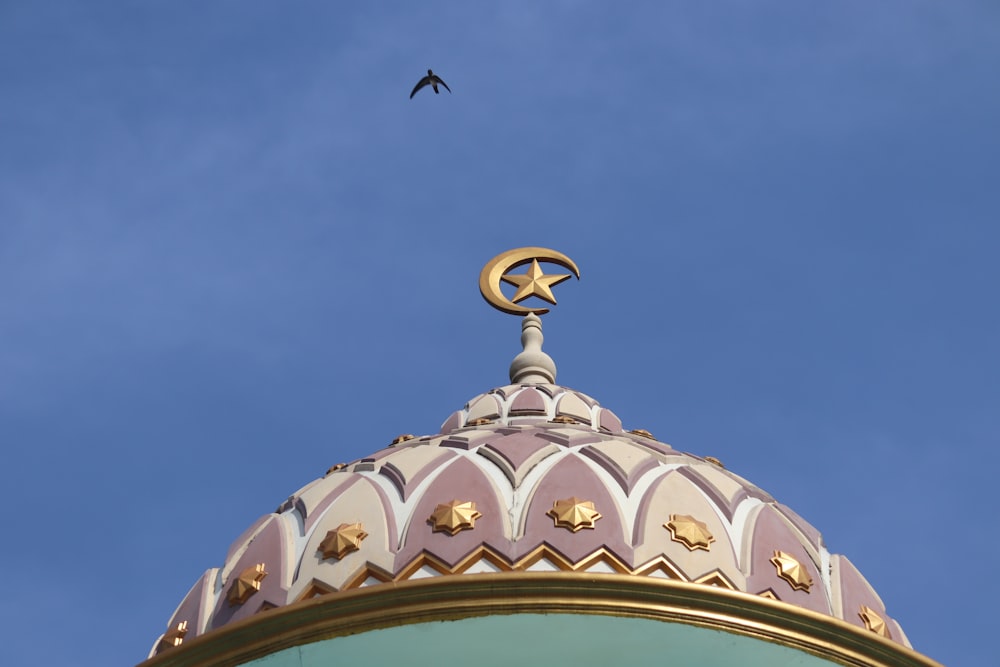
(143, 256), (940, 667)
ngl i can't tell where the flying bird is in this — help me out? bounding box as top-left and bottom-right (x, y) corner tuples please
(410, 69), (451, 99)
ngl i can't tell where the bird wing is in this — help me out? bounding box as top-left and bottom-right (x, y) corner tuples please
(410, 76), (431, 99)
(432, 75), (452, 93)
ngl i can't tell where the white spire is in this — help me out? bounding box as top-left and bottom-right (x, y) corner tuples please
(509, 313), (556, 384)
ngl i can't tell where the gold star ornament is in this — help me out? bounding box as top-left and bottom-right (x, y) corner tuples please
(157, 621), (188, 651)
(428, 500), (482, 535)
(480, 248), (580, 316)
(664, 514), (715, 551)
(547, 497), (602, 532)
(318, 522), (368, 560)
(227, 563), (268, 606)
(859, 605), (891, 638)
(501, 259), (573, 305)
(770, 550), (812, 592)
(703, 456), (725, 468)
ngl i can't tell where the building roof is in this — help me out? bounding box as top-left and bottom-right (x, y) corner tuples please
(148, 379), (909, 659)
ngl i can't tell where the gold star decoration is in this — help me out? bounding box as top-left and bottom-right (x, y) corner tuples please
(428, 500), (482, 535)
(859, 605), (891, 638)
(664, 514), (715, 551)
(770, 550), (812, 592)
(318, 522), (369, 560)
(501, 259), (573, 305)
(157, 621), (188, 651)
(547, 497), (602, 532)
(227, 563), (268, 606)
(703, 456), (725, 468)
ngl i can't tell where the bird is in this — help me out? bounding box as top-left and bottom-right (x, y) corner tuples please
(410, 69), (451, 99)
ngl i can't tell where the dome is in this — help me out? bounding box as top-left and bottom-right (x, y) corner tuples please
(144, 271), (939, 667)
(147, 381), (918, 663)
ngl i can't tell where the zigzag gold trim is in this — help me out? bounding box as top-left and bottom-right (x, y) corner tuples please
(693, 569), (738, 590)
(631, 556), (687, 581)
(341, 562), (393, 591)
(513, 545), (631, 574)
(303, 546), (723, 599)
(140, 573), (943, 667)
(294, 580), (337, 603)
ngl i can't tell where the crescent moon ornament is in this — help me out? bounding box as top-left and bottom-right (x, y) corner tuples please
(479, 247), (581, 315)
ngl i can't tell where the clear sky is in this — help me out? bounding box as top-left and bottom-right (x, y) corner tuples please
(2, 3), (998, 665)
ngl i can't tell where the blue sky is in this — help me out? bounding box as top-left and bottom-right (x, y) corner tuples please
(2, 2), (998, 665)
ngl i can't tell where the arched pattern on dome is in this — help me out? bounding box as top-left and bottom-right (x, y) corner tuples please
(744, 505), (830, 615)
(678, 464), (772, 521)
(291, 476), (397, 598)
(776, 502), (824, 553)
(209, 515), (293, 630)
(517, 454), (630, 564)
(376, 445), (458, 502)
(466, 394), (501, 422)
(395, 456), (512, 570)
(163, 568), (217, 638)
(579, 439), (660, 495)
(222, 515), (271, 565)
(632, 470), (742, 587)
(554, 391), (593, 423)
(831, 554), (894, 638)
(598, 408), (623, 433)
(440, 411), (463, 433)
(509, 387), (547, 415)
(294, 473), (366, 534)
(475, 429), (561, 488)
(149, 385), (914, 657)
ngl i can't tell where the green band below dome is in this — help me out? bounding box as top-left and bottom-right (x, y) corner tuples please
(246, 614), (845, 667)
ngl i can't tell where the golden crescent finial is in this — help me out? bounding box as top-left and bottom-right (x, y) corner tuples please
(479, 247), (580, 315)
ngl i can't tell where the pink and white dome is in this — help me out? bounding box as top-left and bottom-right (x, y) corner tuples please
(151, 381), (908, 657)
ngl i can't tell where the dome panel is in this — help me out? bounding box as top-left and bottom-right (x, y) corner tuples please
(395, 456), (512, 570)
(291, 476), (397, 598)
(518, 454), (631, 564)
(745, 506), (830, 615)
(580, 439), (660, 494)
(466, 394), (501, 422)
(632, 470), (743, 587)
(555, 392), (593, 423)
(157, 567), (217, 652)
(222, 514), (271, 567)
(831, 555), (896, 640)
(776, 502), (825, 552)
(508, 387), (548, 415)
(440, 411), (463, 433)
(626, 433), (681, 459)
(208, 515), (293, 631)
(376, 445), (458, 501)
(678, 464), (769, 521)
(597, 407), (623, 433)
(293, 472), (363, 534)
(476, 430), (561, 487)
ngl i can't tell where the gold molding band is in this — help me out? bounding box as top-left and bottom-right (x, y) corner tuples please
(140, 572), (942, 667)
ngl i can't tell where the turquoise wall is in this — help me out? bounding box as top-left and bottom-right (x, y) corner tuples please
(243, 613), (841, 667)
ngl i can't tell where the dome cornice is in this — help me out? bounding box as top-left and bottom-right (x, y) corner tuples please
(139, 573), (941, 667)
